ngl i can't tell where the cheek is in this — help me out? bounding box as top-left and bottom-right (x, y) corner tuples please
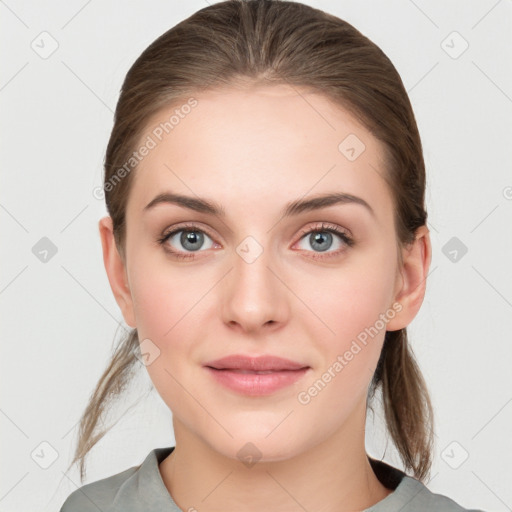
(126, 253), (209, 400)
(128, 247), (199, 340)
(291, 247), (396, 406)
(293, 262), (395, 429)
(296, 247), (397, 353)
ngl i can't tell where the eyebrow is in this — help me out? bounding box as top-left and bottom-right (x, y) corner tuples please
(143, 191), (375, 219)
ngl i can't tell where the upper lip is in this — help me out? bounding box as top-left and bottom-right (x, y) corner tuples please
(204, 354), (309, 371)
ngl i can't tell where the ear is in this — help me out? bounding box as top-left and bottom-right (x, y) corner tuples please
(386, 225), (431, 332)
(98, 216), (136, 328)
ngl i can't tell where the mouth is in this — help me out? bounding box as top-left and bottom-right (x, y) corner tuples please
(204, 365), (310, 396)
(204, 354), (308, 372)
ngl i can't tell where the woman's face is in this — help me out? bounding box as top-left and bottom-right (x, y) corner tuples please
(118, 84), (407, 461)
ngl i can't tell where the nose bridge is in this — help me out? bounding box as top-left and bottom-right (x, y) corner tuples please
(221, 233), (285, 331)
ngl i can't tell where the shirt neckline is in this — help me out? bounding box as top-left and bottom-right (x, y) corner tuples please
(135, 446), (420, 512)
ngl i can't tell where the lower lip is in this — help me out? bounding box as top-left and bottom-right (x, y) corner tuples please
(204, 367), (309, 396)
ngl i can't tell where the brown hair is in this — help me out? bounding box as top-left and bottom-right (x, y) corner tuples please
(69, 0), (434, 483)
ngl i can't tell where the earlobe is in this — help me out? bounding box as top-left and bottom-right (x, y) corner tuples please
(98, 216), (137, 328)
(386, 225), (432, 332)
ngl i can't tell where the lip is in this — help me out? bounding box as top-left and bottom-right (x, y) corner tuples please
(204, 354), (308, 371)
(203, 355), (310, 396)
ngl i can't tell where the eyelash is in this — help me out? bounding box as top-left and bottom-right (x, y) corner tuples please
(156, 222), (354, 261)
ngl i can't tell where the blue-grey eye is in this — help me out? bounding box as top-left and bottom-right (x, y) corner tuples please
(165, 229), (215, 253)
(309, 232), (333, 252)
(296, 229), (347, 254)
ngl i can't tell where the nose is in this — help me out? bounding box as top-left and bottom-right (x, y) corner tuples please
(221, 238), (289, 334)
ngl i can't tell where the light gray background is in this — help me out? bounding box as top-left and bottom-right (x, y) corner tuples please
(1, 1), (511, 511)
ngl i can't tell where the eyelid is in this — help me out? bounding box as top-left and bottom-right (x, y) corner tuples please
(295, 222), (352, 241)
(160, 221), (217, 241)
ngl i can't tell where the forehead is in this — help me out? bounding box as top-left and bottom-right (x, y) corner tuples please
(129, 84), (394, 226)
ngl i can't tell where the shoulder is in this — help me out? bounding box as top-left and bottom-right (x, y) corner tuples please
(59, 464), (140, 511)
(59, 446), (177, 512)
(380, 475), (487, 512)
(367, 458), (486, 512)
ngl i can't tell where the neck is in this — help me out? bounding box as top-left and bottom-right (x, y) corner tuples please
(159, 400), (392, 512)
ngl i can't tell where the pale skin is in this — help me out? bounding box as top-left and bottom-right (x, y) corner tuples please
(99, 83), (431, 512)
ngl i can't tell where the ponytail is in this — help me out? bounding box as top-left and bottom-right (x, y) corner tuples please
(370, 329), (434, 481)
(67, 328), (141, 482)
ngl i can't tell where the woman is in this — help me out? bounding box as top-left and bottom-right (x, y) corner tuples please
(60, 1), (485, 510)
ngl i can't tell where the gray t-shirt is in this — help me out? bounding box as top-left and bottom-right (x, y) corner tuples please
(60, 446), (485, 511)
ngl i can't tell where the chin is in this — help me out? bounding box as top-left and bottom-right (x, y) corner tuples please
(204, 428), (309, 465)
